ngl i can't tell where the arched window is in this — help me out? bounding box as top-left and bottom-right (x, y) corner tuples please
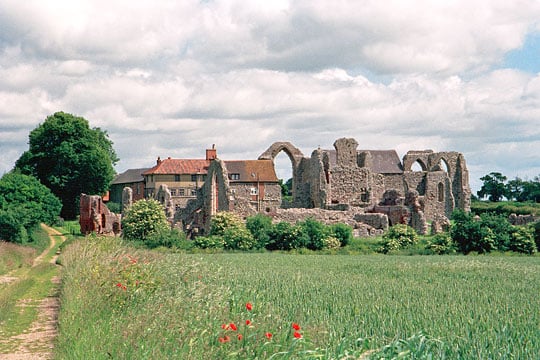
(438, 182), (444, 202)
(411, 159), (427, 172)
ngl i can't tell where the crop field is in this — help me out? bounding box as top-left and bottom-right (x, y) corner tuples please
(56, 237), (540, 359)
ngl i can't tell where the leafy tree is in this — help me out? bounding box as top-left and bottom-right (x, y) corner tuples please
(520, 176), (540, 202)
(0, 172), (62, 243)
(122, 199), (169, 241)
(477, 172), (507, 202)
(505, 177), (525, 201)
(15, 112), (118, 219)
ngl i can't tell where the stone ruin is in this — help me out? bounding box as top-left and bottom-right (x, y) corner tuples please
(177, 137), (471, 236)
(79, 194), (121, 235)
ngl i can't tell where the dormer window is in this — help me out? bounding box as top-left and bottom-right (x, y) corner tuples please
(230, 173), (240, 180)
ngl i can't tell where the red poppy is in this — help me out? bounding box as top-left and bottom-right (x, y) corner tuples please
(245, 319), (251, 326)
(293, 331), (302, 339)
(116, 282), (122, 288)
(292, 323), (301, 331)
(265, 332), (272, 340)
(223, 335), (230, 342)
(246, 302), (253, 311)
(218, 337), (226, 343)
(237, 334), (243, 341)
(221, 324), (228, 330)
(229, 323), (237, 331)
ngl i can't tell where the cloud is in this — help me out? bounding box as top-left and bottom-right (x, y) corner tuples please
(1, 0), (540, 193)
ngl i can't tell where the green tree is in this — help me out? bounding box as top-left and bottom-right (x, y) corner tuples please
(477, 172), (507, 202)
(0, 172), (62, 243)
(477, 172), (506, 202)
(122, 199), (169, 241)
(15, 112), (118, 219)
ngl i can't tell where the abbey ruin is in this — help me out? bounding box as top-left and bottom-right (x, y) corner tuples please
(176, 137), (471, 237)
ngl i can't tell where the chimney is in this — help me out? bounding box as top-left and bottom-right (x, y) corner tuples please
(206, 144), (217, 160)
(157, 156), (162, 165)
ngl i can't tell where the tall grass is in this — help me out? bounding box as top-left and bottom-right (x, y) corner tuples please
(56, 238), (540, 359)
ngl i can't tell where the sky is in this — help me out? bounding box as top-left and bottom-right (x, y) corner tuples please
(1, 0), (540, 194)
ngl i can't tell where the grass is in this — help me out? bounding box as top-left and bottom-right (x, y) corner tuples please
(55, 237), (540, 359)
(0, 224), (65, 354)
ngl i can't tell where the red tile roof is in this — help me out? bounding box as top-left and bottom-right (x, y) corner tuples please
(142, 158), (211, 175)
(224, 160), (278, 182)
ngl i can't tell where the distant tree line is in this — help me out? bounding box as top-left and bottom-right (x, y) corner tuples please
(477, 172), (540, 202)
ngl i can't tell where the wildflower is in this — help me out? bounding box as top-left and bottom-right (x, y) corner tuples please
(245, 319), (251, 326)
(221, 324), (229, 330)
(229, 323), (237, 331)
(218, 337), (229, 343)
(292, 323), (301, 331)
(246, 302), (253, 311)
(293, 331), (302, 339)
(223, 335), (230, 342)
(237, 334), (243, 341)
(116, 282), (122, 288)
(265, 332), (272, 340)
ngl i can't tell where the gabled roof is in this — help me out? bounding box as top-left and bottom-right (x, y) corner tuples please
(224, 160), (278, 182)
(142, 158), (211, 175)
(111, 168), (149, 185)
(360, 150), (403, 174)
(324, 149), (403, 174)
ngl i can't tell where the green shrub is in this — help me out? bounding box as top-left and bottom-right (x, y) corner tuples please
(145, 228), (190, 249)
(209, 212), (243, 237)
(509, 226), (537, 254)
(533, 221), (540, 251)
(479, 213), (513, 251)
(451, 210), (487, 254)
(324, 236), (342, 250)
(122, 199), (170, 241)
(106, 201), (122, 214)
(299, 217), (331, 250)
(246, 213), (273, 249)
(267, 221), (307, 250)
(426, 232), (456, 254)
(380, 224), (418, 254)
(330, 223), (353, 246)
(223, 226), (256, 251)
(193, 235), (225, 249)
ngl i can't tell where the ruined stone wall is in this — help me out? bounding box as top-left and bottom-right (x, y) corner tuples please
(423, 172), (454, 220)
(272, 208), (386, 237)
(80, 194), (121, 235)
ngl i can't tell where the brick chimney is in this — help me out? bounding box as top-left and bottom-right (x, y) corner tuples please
(157, 156), (162, 165)
(206, 144), (217, 160)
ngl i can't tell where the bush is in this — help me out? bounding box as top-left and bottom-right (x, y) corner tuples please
(426, 232), (456, 254)
(509, 226), (537, 254)
(145, 228), (190, 249)
(380, 224), (418, 254)
(330, 223), (353, 246)
(246, 214), (273, 249)
(0, 172), (62, 243)
(324, 236), (342, 250)
(299, 217), (331, 250)
(267, 222), (307, 251)
(106, 201), (122, 214)
(122, 199), (170, 241)
(208, 212), (256, 251)
(451, 210), (488, 254)
(479, 213), (513, 251)
(533, 221), (540, 251)
(193, 235), (225, 249)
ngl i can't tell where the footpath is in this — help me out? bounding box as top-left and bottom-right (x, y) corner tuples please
(0, 224), (65, 360)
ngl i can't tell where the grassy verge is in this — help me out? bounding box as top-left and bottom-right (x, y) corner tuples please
(56, 237), (540, 359)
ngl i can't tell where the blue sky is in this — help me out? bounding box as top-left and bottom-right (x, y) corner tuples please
(1, 0), (540, 195)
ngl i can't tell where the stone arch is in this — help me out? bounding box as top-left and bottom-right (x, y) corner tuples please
(402, 150), (433, 172)
(429, 154), (454, 174)
(411, 159), (427, 172)
(258, 141), (304, 168)
(259, 142), (305, 202)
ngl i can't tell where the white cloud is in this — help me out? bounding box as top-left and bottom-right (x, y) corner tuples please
(1, 0), (540, 192)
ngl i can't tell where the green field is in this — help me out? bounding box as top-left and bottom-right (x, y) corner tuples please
(56, 237), (540, 359)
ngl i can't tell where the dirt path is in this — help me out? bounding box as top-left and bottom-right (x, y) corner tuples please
(0, 224), (65, 360)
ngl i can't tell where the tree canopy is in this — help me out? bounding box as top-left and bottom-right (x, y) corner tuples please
(15, 112), (118, 219)
(0, 172), (62, 243)
(477, 172), (507, 202)
(477, 172), (540, 203)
